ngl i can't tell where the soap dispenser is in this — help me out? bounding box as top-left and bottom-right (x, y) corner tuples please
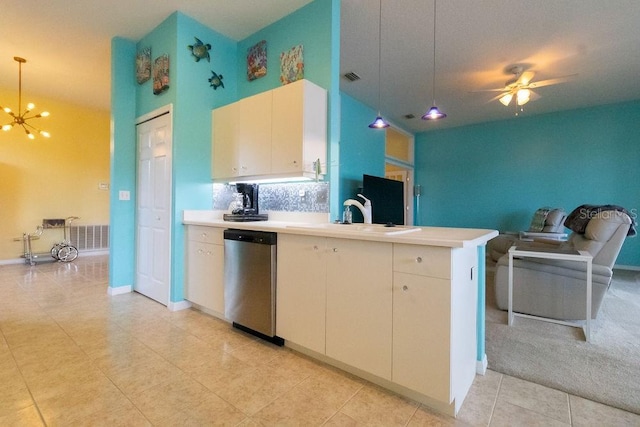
(342, 205), (352, 224)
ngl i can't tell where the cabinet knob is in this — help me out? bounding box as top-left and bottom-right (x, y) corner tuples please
(241, 165), (247, 170)
(232, 167), (238, 171)
(197, 249), (203, 254)
(402, 285), (409, 291)
(313, 245), (319, 251)
(206, 251), (212, 256)
(416, 256), (423, 263)
(201, 233), (207, 238)
(332, 248), (339, 252)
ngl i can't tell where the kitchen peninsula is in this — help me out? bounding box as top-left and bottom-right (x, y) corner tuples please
(183, 210), (497, 416)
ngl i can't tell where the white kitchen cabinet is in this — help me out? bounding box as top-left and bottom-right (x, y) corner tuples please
(276, 234), (327, 354)
(271, 79), (327, 177)
(236, 90), (272, 177)
(212, 102), (236, 180)
(211, 79), (326, 182)
(211, 92), (271, 180)
(325, 238), (393, 380)
(392, 244), (477, 411)
(184, 226), (225, 316)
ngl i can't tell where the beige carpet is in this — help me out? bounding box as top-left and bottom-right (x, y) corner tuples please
(485, 268), (640, 415)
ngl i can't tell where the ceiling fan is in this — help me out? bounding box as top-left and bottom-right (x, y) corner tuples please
(477, 65), (576, 108)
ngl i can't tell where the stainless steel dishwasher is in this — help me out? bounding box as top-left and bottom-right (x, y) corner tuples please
(223, 229), (282, 344)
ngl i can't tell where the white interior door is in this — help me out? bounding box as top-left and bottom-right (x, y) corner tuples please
(135, 112), (172, 305)
(385, 169), (413, 225)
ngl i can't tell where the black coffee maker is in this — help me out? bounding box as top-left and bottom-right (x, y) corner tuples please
(223, 183), (268, 222)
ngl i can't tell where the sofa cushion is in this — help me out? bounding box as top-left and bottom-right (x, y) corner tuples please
(542, 209), (566, 233)
(586, 211), (630, 241)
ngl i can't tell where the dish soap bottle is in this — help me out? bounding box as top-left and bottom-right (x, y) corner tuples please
(342, 205), (352, 224)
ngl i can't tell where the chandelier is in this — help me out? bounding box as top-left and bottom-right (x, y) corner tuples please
(1, 57), (50, 139)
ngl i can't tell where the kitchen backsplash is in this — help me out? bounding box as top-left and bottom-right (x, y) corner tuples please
(213, 182), (329, 213)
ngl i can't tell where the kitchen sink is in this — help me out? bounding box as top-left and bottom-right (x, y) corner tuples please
(287, 222), (422, 236)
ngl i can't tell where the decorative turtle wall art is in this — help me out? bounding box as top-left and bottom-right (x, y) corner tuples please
(208, 71), (225, 90)
(188, 37), (211, 62)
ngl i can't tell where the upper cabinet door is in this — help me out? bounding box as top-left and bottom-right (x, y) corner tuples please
(237, 91), (272, 177)
(212, 103), (238, 179)
(272, 80), (327, 176)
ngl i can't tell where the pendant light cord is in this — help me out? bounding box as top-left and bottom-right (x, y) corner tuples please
(432, 0), (437, 105)
(377, 0), (383, 115)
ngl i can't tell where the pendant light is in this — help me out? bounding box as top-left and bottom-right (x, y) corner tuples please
(422, 0), (446, 120)
(1, 57), (50, 139)
(368, 0), (389, 129)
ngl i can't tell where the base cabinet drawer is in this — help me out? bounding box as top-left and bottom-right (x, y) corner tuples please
(393, 244), (451, 279)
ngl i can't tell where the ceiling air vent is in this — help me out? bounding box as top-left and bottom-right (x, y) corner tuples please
(343, 72), (361, 82)
(404, 113), (416, 119)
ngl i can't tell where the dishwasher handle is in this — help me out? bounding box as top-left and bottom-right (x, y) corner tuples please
(224, 229), (277, 245)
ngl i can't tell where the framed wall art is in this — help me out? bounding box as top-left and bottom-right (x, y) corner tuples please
(280, 44), (304, 85)
(247, 40), (267, 81)
(136, 47), (151, 84)
(153, 54), (170, 95)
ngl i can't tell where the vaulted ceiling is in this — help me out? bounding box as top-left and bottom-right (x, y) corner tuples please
(2, 0), (639, 133)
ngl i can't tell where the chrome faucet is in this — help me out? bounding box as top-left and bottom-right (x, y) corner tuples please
(343, 194), (372, 224)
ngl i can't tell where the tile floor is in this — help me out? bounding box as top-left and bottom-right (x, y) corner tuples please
(1, 255), (639, 426)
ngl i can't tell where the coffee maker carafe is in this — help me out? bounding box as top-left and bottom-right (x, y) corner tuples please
(223, 183), (268, 222)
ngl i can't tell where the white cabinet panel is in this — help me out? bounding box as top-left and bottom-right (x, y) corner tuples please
(393, 272), (451, 401)
(184, 226), (224, 315)
(276, 234), (327, 353)
(326, 238), (393, 380)
(211, 79), (326, 182)
(272, 79), (327, 176)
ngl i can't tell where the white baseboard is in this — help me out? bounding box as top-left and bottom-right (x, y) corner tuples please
(476, 354), (488, 375)
(107, 285), (132, 296)
(0, 250), (110, 266)
(168, 300), (191, 311)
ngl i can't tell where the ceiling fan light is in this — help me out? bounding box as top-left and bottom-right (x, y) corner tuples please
(499, 93), (513, 106)
(517, 89), (530, 105)
(421, 106), (447, 120)
(368, 115), (390, 129)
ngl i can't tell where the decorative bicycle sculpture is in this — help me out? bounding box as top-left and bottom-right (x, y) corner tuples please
(50, 216), (79, 262)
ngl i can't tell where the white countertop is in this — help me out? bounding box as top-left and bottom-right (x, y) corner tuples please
(183, 210), (498, 248)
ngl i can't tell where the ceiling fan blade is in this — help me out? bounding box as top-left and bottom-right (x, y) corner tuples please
(529, 90), (541, 101)
(469, 87), (508, 93)
(528, 74), (578, 88)
(518, 70), (535, 85)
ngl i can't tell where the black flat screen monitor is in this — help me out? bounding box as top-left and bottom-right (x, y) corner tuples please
(362, 174), (405, 225)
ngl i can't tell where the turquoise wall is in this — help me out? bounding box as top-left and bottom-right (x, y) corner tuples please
(110, 2), (341, 299)
(109, 37), (137, 288)
(236, 0), (342, 216)
(110, 12), (239, 298)
(236, 0), (334, 97)
(415, 100), (640, 266)
(339, 93), (386, 222)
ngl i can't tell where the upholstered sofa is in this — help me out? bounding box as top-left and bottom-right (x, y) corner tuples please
(493, 207), (634, 320)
